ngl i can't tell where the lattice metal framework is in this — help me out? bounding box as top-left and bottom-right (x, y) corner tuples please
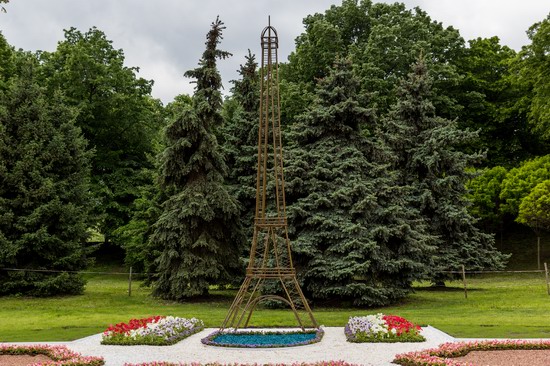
(221, 20), (318, 330)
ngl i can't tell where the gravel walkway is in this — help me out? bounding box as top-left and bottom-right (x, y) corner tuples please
(17, 326), (455, 366)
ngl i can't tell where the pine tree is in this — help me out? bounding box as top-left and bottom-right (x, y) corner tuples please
(220, 50), (259, 242)
(286, 57), (434, 306)
(0, 62), (93, 296)
(151, 18), (243, 300)
(383, 57), (509, 283)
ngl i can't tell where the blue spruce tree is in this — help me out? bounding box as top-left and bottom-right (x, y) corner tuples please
(151, 18), (244, 299)
(383, 57), (509, 284)
(286, 57), (434, 305)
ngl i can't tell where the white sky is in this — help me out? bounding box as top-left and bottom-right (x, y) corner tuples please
(1, 0), (548, 104)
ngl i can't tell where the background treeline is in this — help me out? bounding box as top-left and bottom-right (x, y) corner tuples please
(0, 0), (549, 307)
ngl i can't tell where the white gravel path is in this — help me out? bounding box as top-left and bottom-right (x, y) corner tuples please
(25, 326), (455, 366)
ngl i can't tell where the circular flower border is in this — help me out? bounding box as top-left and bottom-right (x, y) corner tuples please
(394, 339), (550, 365)
(0, 344), (104, 366)
(201, 328), (324, 348)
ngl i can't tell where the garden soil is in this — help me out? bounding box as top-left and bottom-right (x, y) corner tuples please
(0, 354), (52, 365)
(453, 349), (550, 365)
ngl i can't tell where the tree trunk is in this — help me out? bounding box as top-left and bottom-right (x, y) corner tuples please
(538, 236), (541, 270)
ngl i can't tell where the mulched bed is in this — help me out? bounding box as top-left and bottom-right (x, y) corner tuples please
(394, 339), (550, 366)
(0, 344), (104, 366)
(0, 354), (52, 366)
(453, 349), (550, 366)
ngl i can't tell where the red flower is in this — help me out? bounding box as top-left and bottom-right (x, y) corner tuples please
(382, 315), (420, 336)
(105, 316), (165, 335)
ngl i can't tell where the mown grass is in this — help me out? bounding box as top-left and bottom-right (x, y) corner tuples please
(383, 273), (550, 338)
(1, 268), (549, 342)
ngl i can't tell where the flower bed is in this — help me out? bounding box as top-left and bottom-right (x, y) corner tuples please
(0, 344), (104, 365)
(201, 328), (324, 348)
(101, 316), (204, 346)
(125, 362), (359, 366)
(393, 339), (550, 365)
(345, 314), (425, 343)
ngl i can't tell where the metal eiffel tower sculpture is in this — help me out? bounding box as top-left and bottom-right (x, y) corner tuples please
(221, 19), (318, 331)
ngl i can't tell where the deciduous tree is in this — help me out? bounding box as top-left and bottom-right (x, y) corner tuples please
(454, 37), (538, 167)
(517, 14), (550, 140)
(500, 155), (550, 217)
(0, 32), (15, 90)
(466, 166), (508, 229)
(284, 0), (465, 119)
(353, 2), (464, 117)
(39, 27), (164, 247)
(517, 180), (550, 269)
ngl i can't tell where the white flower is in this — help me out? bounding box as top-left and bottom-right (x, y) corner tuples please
(348, 314), (389, 337)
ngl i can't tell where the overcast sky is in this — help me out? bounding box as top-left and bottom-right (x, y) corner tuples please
(1, 0), (548, 104)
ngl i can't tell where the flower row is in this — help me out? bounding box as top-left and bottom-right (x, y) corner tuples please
(102, 316), (204, 346)
(345, 314), (424, 343)
(100, 313), (422, 347)
(104, 316), (165, 335)
(124, 362), (360, 366)
(0, 344), (104, 366)
(393, 339), (550, 365)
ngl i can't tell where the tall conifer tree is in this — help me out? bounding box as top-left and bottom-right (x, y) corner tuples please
(0, 63), (93, 296)
(221, 50), (259, 242)
(383, 57), (508, 283)
(151, 18), (243, 300)
(286, 57), (434, 306)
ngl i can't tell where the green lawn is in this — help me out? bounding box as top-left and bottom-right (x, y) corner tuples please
(1, 271), (549, 341)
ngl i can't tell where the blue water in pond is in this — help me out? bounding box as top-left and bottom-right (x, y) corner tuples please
(213, 332), (317, 346)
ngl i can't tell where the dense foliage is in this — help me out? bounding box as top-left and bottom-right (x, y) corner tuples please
(517, 181), (550, 234)
(518, 15), (550, 141)
(466, 166), (508, 229)
(286, 57), (434, 305)
(499, 155), (550, 216)
(38, 27), (165, 246)
(454, 37), (530, 167)
(150, 18), (244, 300)
(0, 61), (92, 296)
(219, 50), (259, 243)
(1, 2), (549, 300)
(383, 57), (508, 282)
(284, 0), (464, 118)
